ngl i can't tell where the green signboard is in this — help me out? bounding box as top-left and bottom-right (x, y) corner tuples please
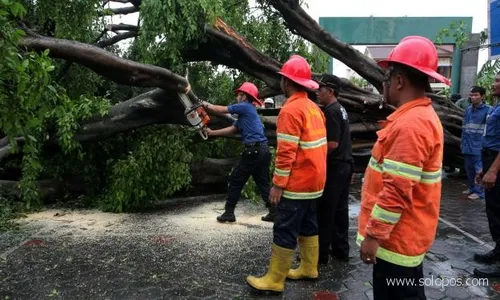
(318, 17), (472, 45)
(318, 17), (473, 93)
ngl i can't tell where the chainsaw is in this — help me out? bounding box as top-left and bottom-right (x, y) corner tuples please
(177, 92), (210, 140)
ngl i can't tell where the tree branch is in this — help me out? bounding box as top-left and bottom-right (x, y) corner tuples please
(268, 0), (384, 92)
(95, 31), (138, 48)
(19, 34), (189, 92)
(55, 28), (135, 82)
(107, 23), (139, 32)
(110, 6), (139, 15)
(185, 18), (380, 106)
(103, 0), (131, 6)
(0, 89), (234, 163)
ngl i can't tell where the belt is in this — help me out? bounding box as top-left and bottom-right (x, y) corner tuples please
(244, 142), (267, 147)
(482, 148), (499, 156)
(329, 158), (354, 164)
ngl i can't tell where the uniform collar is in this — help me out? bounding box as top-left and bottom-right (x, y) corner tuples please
(325, 99), (338, 109)
(379, 97), (431, 127)
(471, 103), (485, 110)
(284, 91), (308, 106)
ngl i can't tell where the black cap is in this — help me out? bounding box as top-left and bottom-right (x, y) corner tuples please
(316, 74), (341, 92)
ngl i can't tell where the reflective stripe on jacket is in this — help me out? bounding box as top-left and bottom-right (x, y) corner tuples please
(461, 103), (492, 155)
(357, 98), (444, 267)
(273, 92), (327, 200)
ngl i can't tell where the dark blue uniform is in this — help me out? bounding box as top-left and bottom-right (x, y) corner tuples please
(461, 103), (492, 198)
(481, 103), (500, 252)
(225, 102), (270, 207)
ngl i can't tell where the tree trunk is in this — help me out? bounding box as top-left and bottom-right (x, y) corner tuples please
(0, 176), (86, 201)
(267, 0), (384, 92)
(12, 16), (465, 174)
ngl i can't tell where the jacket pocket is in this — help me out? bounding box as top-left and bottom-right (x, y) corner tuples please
(371, 133), (387, 163)
(275, 200), (300, 229)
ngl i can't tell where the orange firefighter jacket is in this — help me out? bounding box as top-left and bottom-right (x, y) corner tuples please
(272, 91), (327, 200)
(357, 98), (444, 267)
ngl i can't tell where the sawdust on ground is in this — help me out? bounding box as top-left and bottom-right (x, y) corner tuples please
(13, 199), (273, 241)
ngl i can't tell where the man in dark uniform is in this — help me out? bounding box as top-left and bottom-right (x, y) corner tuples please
(203, 82), (275, 223)
(473, 71), (500, 277)
(315, 74), (354, 264)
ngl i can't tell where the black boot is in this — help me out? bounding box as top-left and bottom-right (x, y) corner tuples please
(318, 254), (329, 265)
(217, 203), (236, 223)
(473, 250), (500, 264)
(331, 249), (350, 262)
(261, 206), (276, 222)
(473, 265), (500, 277)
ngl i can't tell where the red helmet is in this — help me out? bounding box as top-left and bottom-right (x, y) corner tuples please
(235, 82), (260, 103)
(378, 36), (451, 86)
(278, 55), (319, 90)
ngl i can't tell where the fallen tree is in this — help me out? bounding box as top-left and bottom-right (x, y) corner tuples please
(14, 17), (463, 160)
(1, 0), (465, 205)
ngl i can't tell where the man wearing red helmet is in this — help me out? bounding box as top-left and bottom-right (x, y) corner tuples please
(358, 36), (446, 299)
(246, 55), (327, 293)
(202, 82), (275, 223)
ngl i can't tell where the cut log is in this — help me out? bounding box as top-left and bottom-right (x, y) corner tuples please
(189, 157), (238, 185)
(0, 176), (86, 201)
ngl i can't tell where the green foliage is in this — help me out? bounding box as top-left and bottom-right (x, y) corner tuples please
(434, 20), (470, 48)
(20, 0), (103, 42)
(0, 0), (329, 218)
(437, 87), (451, 99)
(100, 125), (193, 212)
(230, 1), (329, 72)
(0, 1), (110, 209)
(138, 0), (224, 67)
(308, 44), (330, 73)
(0, 169), (26, 231)
(476, 59), (500, 105)
(187, 62), (236, 105)
(0, 192), (25, 232)
(349, 76), (369, 89)
(19, 0), (111, 98)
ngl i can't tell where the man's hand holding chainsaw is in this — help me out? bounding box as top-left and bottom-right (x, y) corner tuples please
(201, 101), (238, 137)
(202, 101), (228, 115)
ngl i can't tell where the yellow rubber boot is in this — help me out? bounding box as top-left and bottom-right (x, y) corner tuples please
(246, 244), (295, 293)
(287, 235), (319, 280)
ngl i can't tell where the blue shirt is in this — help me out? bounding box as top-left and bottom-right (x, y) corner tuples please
(228, 101), (267, 144)
(483, 103), (500, 151)
(461, 103), (492, 155)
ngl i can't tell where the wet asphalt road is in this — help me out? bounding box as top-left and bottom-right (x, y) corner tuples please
(1, 178), (500, 299)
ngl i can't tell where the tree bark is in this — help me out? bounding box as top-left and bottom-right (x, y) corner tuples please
(0, 89), (235, 163)
(12, 17), (464, 173)
(188, 18), (382, 105)
(19, 34), (189, 93)
(189, 157), (238, 185)
(0, 176), (86, 200)
(267, 0), (384, 92)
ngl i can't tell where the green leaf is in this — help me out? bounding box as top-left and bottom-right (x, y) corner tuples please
(15, 29), (25, 37)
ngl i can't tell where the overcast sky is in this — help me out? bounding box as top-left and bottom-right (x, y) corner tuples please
(109, 0), (492, 77)
(303, 0), (490, 77)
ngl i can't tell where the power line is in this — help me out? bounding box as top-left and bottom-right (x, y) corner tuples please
(460, 42), (500, 52)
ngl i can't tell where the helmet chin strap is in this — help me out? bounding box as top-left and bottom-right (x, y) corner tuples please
(380, 65), (394, 109)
